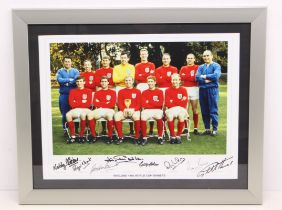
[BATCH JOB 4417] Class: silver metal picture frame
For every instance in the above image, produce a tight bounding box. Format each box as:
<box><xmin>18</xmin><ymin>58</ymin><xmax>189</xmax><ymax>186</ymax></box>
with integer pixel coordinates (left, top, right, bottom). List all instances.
<box><xmin>13</xmin><ymin>8</ymin><xmax>266</xmax><ymax>204</ymax></box>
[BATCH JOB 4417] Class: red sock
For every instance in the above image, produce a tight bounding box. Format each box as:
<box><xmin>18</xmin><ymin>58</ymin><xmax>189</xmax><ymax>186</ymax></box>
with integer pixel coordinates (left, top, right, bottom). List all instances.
<box><xmin>88</xmin><ymin>119</ymin><xmax>97</xmax><ymax>137</ymax></box>
<box><xmin>157</xmin><ymin>119</ymin><xmax>164</xmax><ymax>137</ymax></box>
<box><xmin>115</xmin><ymin>121</ymin><xmax>123</xmax><ymax>138</ymax></box>
<box><xmin>168</xmin><ymin>120</ymin><xmax>175</xmax><ymax>137</ymax></box>
<box><xmin>177</xmin><ymin>121</ymin><xmax>185</xmax><ymax>136</ymax></box>
<box><xmin>193</xmin><ymin>113</ymin><xmax>199</xmax><ymax>129</ymax></box>
<box><xmin>134</xmin><ymin>120</ymin><xmax>140</xmax><ymax>138</ymax></box>
<box><xmin>141</xmin><ymin>120</ymin><xmax>147</xmax><ymax>137</ymax></box>
<box><xmin>79</xmin><ymin>119</ymin><xmax>86</xmax><ymax>137</ymax></box>
<box><xmin>67</xmin><ymin>121</ymin><xmax>75</xmax><ymax>136</ymax></box>
<box><xmin>107</xmin><ymin>120</ymin><xmax>113</xmax><ymax>137</ymax></box>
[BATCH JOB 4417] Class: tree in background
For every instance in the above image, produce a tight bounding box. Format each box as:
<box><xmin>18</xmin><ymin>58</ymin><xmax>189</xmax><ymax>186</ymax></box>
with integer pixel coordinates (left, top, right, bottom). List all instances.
<box><xmin>50</xmin><ymin>41</ymin><xmax>227</xmax><ymax>87</ymax></box>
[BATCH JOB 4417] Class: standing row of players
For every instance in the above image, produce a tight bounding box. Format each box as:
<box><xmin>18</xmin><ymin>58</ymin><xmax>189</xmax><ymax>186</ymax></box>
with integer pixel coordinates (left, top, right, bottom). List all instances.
<box><xmin>56</xmin><ymin>49</ymin><xmax>221</xmax><ymax>144</ymax></box>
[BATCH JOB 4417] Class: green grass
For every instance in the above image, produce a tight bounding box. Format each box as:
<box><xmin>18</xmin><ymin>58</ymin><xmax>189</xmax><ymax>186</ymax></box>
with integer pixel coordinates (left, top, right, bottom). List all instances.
<box><xmin>52</xmin><ymin>84</ymin><xmax>227</xmax><ymax>155</ymax></box>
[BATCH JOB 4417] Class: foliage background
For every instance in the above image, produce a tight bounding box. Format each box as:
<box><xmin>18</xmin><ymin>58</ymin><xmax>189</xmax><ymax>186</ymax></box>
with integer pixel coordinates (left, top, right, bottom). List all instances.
<box><xmin>50</xmin><ymin>42</ymin><xmax>228</xmax><ymax>87</ymax></box>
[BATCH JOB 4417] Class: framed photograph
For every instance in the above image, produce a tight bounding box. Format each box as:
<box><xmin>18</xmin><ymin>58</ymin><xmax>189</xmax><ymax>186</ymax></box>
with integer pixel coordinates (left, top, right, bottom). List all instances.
<box><xmin>13</xmin><ymin>8</ymin><xmax>266</xmax><ymax>204</ymax></box>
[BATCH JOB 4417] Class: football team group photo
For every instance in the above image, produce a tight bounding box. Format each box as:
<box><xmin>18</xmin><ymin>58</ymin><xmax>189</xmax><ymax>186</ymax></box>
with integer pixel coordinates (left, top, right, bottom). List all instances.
<box><xmin>50</xmin><ymin>41</ymin><xmax>227</xmax><ymax>155</ymax></box>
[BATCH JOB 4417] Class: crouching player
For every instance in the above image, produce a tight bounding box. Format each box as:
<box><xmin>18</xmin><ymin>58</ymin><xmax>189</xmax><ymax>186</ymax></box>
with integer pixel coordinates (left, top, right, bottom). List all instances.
<box><xmin>114</xmin><ymin>76</ymin><xmax>141</xmax><ymax>145</ymax></box>
<box><xmin>87</xmin><ymin>76</ymin><xmax>116</xmax><ymax>144</ymax></box>
<box><xmin>141</xmin><ymin>76</ymin><xmax>164</xmax><ymax>145</ymax></box>
<box><xmin>165</xmin><ymin>73</ymin><xmax>189</xmax><ymax>144</ymax></box>
<box><xmin>66</xmin><ymin>76</ymin><xmax>92</xmax><ymax>144</ymax></box>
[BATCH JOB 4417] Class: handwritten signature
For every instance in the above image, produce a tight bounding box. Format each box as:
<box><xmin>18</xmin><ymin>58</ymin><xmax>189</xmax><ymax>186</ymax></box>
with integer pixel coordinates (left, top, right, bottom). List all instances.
<box><xmin>164</xmin><ymin>157</ymin><xmax>186</xmax><ymax>170</ymax></box>
<box><xmin>53</xmin><ymin>157</ymin><xmax>91</xmax><ymax>171</ymax></box>
<box><xmin>90</xmin><ymin>155</ymin><xmax>145</xmax><ymax>173</ymax></box>
<box><xmin>139</xmin><ymin>161</ymin><xmax>159</xmax><ymax>167</ymax></box>
<box><xmin>197</xmin><ymin>156</ymin><xmax>234</xmax><ymax>177</ymax></box>
<box><xmin>90</xmin><ymin>162</ymin><xmax>119</xmax><ymax>173</ymax></box>
<box><xmin>104</xmin><ymin>155</ymin><xmax>143</xmax><ymax>164</ymax></box>
<box><xmin>187</xmin><ymin>158</ymin><xmax>208</xmax><ymax>171</ymax></box>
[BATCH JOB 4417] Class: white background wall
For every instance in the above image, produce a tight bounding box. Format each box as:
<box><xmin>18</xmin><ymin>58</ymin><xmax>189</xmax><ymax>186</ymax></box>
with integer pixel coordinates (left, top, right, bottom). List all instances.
<box><xmin>0</xmin><ymin>0</ymin><xmax>281</xmax><ymax>193</ymax></box>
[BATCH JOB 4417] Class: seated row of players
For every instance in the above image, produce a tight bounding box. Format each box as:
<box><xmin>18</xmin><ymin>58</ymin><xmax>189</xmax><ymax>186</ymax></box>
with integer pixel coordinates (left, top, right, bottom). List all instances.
<box><xmin>57</xmin><ymin>49</ymin><xmax>200</xmax><ymax>139</ymax></box>
<box><xmin>66</xmin><ymin>74</ymin><xmax>188</xmax><ymax>145</ymax></box>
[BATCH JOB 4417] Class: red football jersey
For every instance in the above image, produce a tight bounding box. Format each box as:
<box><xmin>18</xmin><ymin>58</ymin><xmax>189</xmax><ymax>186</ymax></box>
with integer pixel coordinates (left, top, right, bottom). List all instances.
<box><xmin>117</xmin><ymin>88</ymin><xmax>141</xmax><ymax>111</ymax></box>
<box><xmin>165</xmin><ymin>86</ymin><xmax>188</xmax><ymax>108</ymax></box>
<box><xmin>141</xmin><ymin>88</ymin><xmax>164</xmax><ymax>109</ymax></box>
<box><xmin>180</xmin><ymin>65</ymin><xmax>199</xmax><ymax>87</ymax></box>
<box><xmin>135</xmin><ymin>62</ymin><xmax>155</xmax><ymax>83</ymax></box>
<box><xmin>80</xmin><ymin>71</ymin><xmax>96</xmax><ymax>91</ymax></box>
<box><xmin>93</xmin><ymin>89</ymin><xmax>116</xmax><ymax>109</ymax></box>
<box><xmin>94</xmin><ymin>67</ymin><xmax>114</xmax><ymax>87</ymax></box>
<box><xmin>69</xmin><ymin>88</ymin><xmax>92</xmax><ymax>109</ymax></box>
<box><xmin>155</xmin><ymin>65</ymin><xmax>178</xmax><ymax>88</ymax></box>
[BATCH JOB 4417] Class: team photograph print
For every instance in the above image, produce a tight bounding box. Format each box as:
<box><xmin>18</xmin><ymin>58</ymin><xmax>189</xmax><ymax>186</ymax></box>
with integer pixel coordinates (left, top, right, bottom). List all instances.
<box><xmin>39</xmin><ymin>33</ymin><xmax>240</xmax><ymax>180</ymax></box>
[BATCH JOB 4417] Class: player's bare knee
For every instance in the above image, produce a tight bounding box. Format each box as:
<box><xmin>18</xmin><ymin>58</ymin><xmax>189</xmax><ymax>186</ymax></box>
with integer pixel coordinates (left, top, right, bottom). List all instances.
<box><xmin>66</xmin><ymin>112</ymin><xmax>72</xmax><ymax>121</ymax></box>
<box><xmin>154</xmin><ymin>112</ymin><xmax>163</xmax><ymax>120</ymax></box>
<box><xmin>105</xmin><ymin>113</ymin><xmax>114</xmax><ymax>121</ymax></box>
<box><xmin>80</xmin><ymin>113</ymin><xmax>87</xmax><ymax>120</ymax></box>
<box><xmin>178</xmin><ymin>113</ymin><xmax>186</xmax><ymax>122</ymax></box>
<box><xmin>87</xmin><ymin>112</ymin><xmax>94</xmax><ymax>120</ymax></box>
<box><xmin>114</xmin><ymin>112</ymin><xmax>122</xmax><ymax>121</ymax></box>
<box><xmin>166</xmin><ymin>112</ymin><xmax>173</xmax><ymax>121</ymax></box>
<box><xmin>132</xmin><ymin>112</ymin><xmax>140</xmax><ymax>120</ymax></box>
<box><xmin>141</xmin><ymin>113</ymin><xmax>148</xmax><ymax>121</ymax></box>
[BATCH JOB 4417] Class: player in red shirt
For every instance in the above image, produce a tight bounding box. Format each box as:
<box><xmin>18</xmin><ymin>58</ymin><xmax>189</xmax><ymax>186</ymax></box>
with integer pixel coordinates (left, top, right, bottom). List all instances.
<box><xmin>114</xmin><ymin>76</ymin><xmax>141</xmax><ymax>145</ymax></box>
<box><xmin>180</xmin><ymin>53</ymin><xmax>200</xmax><ymax>135</ymax></box>
<box><xmin>87</xmin><ymin>76</ymin><xmax>116</xmax><ymax>144</ymax></box>
<box><xmin>165</xmin><ymin>73</ymin><xmax>189</xmax><ymax>144</ymax></box>
<box><xmin>141</xmin><ymin>76</ymin><xmax>164</xmax><ymax>145</ymax></box>
<box><xmin>155</xmin><ymin>53</ymin><xmax>178</xmax><ymax>93</ymax></box>
<box><xmin>66</xmin><ymin>76</ymin><xmax>92</xmax><ymax>144</ymax></box>
<box><xmin>135</xmin><ymin>48</ymin><xmax>156</xmax><ymax>136</ymax></box>
<box><xmin>94</xmin><ymin>55</ymin><xmax>114</xmax><ymax>90</ymax></box>
<box><xmin>80</xmin><ymin>60</ymin><xmax>96</xmax><ymax>92</ymax></box>
<box><xmin>94</xmin><ymin>56</ymin><xmax>114</xmax><ymax>135</ymax></box>
<box><xmin>135</xmin><ymin>48</ymin><xmax>156</xmax><ymax>91</ymax></box>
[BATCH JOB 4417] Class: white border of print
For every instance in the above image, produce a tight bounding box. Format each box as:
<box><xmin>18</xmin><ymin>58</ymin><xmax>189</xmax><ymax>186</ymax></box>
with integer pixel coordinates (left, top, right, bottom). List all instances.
<box><xmin>39</xmin><ymin>33</ymin><xmax>239</xmax><ymax>180</ymax></box>
<box><xmin>13</xmin><ymin>8</ymin><xmax>266</xmax><ymax>204</ymax></box>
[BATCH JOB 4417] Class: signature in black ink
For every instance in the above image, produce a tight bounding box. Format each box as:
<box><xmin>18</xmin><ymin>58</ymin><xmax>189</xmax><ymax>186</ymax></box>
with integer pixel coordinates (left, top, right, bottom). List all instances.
<box><xmin>164</xmin><ymin>157</ymin><xmax>185</xmax><ymax>170</ymax></box>
<box><xmin>72</xmin><ymin>157</ymin><xmax>92</xmax><ymax>171</ymax></box>
<box><xmin>53</xmin><ymin>157</ymin><xmax>78</xmax><ymax>170</ymax></box>
<box><xmin>104</xmin><ymin>155</ymin><xmax>143</xmax><ymax>164</ymax></box>
<box><xmin>53</xmin><ymin>157</ymin><xmax>91</xmax><ymax>171</ymax></box>
<box><xmin>90</xmin><ymin>156</ymin><xmax>145</xmax><ymax>173</ymax></box>
<box><xmin>197</xmin><ymin>156</ymin><xmax>234</xmax><ymax>177</ymax></box>
<box><xmin>139</xmin><ymin>161</ymin><xmax>159</xmax><ymax>167</ymax></box>
<box><xmin>53</xmin><ymin>161</ymin><xmax>67</xmax><ymax>171</ymax></box>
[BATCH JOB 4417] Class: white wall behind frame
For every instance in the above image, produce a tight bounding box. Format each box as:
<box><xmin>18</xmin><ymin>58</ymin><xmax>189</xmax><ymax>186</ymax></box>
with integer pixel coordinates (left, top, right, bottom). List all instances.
<box><xmin>0</xmin><ymin>0</ymin><xmax>281</xmax><ymax>192</ymax></box>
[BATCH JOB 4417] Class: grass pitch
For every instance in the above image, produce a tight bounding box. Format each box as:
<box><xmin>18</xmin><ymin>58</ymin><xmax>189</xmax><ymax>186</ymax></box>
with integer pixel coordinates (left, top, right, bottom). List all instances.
<box><xmin>52</xmin><ymin>84</ymin><xmax>227</xmax><ymax>155</ymax></box>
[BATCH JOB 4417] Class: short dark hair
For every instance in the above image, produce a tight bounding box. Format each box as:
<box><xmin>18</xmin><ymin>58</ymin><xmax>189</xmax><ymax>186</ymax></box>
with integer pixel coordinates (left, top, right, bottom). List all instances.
<box><xmin>100</xmin><ymin>76</ymin><xmax>109</xmax><ymax>82</ymax></box>
<box><xmin>140</xmin><ymin>48</ymin><xmax>148</xmax><ymax>53</ymax></box>
<box><xmin>76</xmin><ymin>76</ymin><xmax>85</xmax><ymax>81</ymax></box>
<box><xmin>120</xmin><ymin>51</ymin><xmax>130</xmax><ymax>58</ymax></box>
<box><xmin>162</xmin><ymin>53</ymin><xmax>171</xmax><ymax>58</ymax></box>
<box><xmin>83</xmin><ymin>59</ymin><xmax>92</xmax><ymax>64</ymax></box>
<box><xmin>63</xmin><ymin>56</ymin><xmax>72</xmax><ymax>61</ymax></box>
